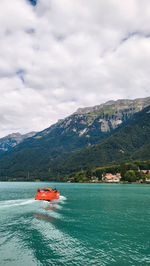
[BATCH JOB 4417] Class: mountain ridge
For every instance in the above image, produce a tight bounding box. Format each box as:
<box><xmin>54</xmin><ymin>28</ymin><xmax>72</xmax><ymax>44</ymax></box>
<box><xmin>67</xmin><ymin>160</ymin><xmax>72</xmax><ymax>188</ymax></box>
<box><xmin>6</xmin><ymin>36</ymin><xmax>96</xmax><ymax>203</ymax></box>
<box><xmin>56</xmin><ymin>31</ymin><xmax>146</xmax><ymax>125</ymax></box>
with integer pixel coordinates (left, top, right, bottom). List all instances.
<box><xmin>75</xmin><ymin>97</ymin><xmax>150</xmax><ymax>115</ymax></box>
<box><xmin>0</xmin><ymin>132</ymin><xmax>36</xmax><ymax>152</ymax></box>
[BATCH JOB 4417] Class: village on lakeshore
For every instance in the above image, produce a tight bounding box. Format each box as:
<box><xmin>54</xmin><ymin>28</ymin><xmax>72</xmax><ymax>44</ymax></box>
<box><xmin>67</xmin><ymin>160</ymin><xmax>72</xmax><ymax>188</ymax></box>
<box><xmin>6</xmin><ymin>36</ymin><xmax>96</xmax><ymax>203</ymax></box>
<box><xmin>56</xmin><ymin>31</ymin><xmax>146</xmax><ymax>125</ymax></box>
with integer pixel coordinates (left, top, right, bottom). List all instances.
<box><xmin>66</xmin><ymin>169</ymin><xmax>150</xmax><ymax>184</ymax></box>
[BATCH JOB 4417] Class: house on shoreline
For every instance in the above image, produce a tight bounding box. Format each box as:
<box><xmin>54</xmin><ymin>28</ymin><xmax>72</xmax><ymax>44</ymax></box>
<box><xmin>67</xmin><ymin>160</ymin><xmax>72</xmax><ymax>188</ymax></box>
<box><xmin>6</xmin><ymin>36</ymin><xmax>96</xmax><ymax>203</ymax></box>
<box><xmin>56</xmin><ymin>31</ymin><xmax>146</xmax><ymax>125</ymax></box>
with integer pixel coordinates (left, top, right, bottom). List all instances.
<box><xmin>140</xmin><ymin>170</ymin><xmax>150</xmax><ymax>182</ymax></box>
<box><xmin>140</xmin><ymin>170</ymin><xmax>150</xmax><ymax>176</ymax></box>
<box><xmin>102</xmin><ymin>173</ymin><xmax>121</xmax><ymax>183</ymax></box>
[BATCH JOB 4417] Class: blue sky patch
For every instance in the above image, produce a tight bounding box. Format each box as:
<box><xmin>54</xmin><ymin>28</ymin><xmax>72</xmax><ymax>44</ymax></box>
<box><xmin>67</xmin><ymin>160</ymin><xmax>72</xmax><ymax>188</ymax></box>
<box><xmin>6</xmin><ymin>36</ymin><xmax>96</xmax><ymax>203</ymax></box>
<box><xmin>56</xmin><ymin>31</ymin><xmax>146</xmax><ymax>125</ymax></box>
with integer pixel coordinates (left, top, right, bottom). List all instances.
<box><xmin>28</xmin><ymin>0</ymin><xmax>37</xmax><ymax>6</ymax></box>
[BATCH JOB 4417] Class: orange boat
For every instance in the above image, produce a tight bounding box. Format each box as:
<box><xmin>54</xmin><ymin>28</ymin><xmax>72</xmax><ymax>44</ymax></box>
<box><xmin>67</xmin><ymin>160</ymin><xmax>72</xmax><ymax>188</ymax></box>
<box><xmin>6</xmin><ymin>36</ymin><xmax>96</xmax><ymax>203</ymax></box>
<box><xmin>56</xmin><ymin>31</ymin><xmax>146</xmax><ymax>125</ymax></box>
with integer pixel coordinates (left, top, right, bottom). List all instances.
<box><xmin>35</xmin><ymin>188</ymin><xmax>60</xmax><ymax>201</ymax></box>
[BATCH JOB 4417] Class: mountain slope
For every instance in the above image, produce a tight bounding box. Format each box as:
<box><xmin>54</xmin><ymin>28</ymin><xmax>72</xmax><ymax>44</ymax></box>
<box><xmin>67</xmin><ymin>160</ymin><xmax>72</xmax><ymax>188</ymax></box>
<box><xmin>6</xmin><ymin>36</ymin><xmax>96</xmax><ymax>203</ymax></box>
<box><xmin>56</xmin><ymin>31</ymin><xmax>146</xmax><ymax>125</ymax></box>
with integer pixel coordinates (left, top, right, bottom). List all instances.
<box><xmin>59</xmin><ymin>105</ymin><xmax>150</xmax><ymax>175</ymax></box>
<box><xmin>0</xmin><ymin>97</ymin><xmax>149</xmax><ymax>180</ymax></box>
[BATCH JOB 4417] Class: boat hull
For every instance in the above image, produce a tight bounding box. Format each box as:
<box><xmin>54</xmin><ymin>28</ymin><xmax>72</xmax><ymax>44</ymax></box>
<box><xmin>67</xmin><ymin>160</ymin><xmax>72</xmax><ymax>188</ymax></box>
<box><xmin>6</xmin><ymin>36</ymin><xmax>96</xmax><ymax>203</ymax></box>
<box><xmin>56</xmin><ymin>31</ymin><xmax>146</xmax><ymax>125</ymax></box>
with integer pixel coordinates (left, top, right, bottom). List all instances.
<box><xmin>35</xmin><ymin>188</ymin><xmax>60</xmax><ymax>201</ymax></box>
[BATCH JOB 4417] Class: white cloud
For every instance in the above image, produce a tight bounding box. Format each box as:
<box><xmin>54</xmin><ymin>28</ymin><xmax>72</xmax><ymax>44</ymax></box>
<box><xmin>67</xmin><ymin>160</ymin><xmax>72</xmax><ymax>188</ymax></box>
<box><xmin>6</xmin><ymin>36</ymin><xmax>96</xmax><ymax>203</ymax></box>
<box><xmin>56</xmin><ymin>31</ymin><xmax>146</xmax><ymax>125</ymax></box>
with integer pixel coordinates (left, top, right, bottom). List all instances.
<box><xmin>0</xmin><ymin>0</ymin><xmax>150</xmax><ymax>137</ymax></box>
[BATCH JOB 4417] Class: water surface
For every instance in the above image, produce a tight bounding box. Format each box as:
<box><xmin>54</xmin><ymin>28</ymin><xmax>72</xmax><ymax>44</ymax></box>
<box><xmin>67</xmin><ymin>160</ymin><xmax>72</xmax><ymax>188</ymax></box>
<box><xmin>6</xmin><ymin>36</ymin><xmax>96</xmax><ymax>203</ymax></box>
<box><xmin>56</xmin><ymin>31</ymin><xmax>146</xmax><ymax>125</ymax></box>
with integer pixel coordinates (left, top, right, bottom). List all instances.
<box><xmin>0</xmin><ymin>182</ymin><xmax>150</xmax><ymax>265</ymax></box>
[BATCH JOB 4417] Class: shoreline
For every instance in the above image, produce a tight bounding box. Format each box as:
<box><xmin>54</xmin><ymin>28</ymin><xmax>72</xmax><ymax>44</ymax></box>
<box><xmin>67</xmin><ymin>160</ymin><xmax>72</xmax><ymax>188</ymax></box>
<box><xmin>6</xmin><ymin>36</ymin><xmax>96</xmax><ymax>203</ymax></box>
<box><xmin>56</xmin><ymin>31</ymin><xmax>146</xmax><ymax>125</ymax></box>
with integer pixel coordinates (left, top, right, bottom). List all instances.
<box><xmin>0</xmin><ymin>180</ymin><xmax>150</xmax><ymax>184</ymax></box>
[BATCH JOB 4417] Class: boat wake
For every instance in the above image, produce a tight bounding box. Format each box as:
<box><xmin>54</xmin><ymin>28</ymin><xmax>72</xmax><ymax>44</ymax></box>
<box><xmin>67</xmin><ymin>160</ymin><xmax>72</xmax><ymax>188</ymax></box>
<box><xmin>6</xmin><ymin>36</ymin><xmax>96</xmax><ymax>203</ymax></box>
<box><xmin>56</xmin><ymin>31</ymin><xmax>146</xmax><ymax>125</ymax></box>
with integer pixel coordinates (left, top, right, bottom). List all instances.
<box><xmin>0</xmin><ymin>195</ymin><xmax>66</xmax><ymax>209</ymax></box>
<box><xmin>0</xmin><ymin>199</ymin><xmax>35</xmax><ymax>209</ymax></box>
<box><xmin>0</xmin><ymin>193</ymin><xmax>66</xmax><ymax>211</ymax></box>
<box><xmin>57</xmin><ymin>195</ymin><xmax>67</xmax><ymax>202</ymax></box>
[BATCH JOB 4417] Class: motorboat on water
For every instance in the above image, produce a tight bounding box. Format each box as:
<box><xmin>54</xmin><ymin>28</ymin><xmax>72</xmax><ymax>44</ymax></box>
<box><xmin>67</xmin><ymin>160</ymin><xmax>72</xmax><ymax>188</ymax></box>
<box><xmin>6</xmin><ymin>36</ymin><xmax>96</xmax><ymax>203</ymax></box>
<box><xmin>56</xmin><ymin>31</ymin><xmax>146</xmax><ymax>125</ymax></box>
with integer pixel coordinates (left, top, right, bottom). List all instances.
<box><xmin>35</xmin><ymin>188</ymin><xmax>60</xmax><ymax>201</ymax></box>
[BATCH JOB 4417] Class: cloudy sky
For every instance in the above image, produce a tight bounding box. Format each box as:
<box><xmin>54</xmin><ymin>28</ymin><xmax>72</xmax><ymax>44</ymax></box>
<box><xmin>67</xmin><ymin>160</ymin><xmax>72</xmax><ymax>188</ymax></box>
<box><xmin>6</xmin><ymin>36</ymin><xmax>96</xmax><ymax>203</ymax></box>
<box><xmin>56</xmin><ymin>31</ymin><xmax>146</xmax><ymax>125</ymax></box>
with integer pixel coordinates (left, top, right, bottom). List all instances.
<box><xmin>0</xmin><ymin>0</ymin><xmax>150</xmax><ymax>137</ymax></box>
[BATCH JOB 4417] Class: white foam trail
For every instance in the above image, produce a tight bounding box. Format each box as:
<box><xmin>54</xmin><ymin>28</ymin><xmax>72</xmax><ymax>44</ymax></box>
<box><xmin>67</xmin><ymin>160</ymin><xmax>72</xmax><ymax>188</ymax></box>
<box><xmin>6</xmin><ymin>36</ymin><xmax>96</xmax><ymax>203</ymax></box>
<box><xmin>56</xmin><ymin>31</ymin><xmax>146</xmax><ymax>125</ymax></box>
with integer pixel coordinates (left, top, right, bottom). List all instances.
<box><xmin>45</xmin><ymin>195</ymin><xmax>67</xmax><ymax>207</ymax></box>
<box><xmin>0</xmin><ymin>195</ymin><xmax>66</xmax><ymax>209</ymax></box>
<box><xmin>56</xmin><ymin>195</ymin><xmax>67</xmax><ymax>204</ymax></box>
<box><xmin>59</xmin><ymin>195</ymin><xmax>67</xmax><ymax>200</ymax></box>
<box><xmin>0</xmin><ymin>198</ymin><xmax>35</xmax><ymax>209</ymax></box>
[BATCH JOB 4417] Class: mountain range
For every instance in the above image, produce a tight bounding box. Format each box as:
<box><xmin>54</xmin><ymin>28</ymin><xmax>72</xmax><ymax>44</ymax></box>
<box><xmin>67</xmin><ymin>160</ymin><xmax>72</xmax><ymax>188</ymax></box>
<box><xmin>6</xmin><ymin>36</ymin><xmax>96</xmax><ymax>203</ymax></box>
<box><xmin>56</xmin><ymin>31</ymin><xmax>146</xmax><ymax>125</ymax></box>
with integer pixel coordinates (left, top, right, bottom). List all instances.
<box><xmin>0</xmin><ymin>132</ymin><xmax>36</xmax><ymax>152</ymax></box>
<box><xmin>0</xmin><ymin>97</ymin><xmax>149</xmax><ymax>181</ymax></box>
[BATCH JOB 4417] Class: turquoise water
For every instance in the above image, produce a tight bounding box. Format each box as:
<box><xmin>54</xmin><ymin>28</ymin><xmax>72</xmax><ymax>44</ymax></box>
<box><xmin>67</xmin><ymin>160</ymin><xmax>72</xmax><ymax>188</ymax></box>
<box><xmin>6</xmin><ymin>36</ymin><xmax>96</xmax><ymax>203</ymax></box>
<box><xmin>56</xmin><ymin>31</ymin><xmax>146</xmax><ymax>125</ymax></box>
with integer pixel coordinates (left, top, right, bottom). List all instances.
<box><xmin>0</xmin><ymin>182</ymin><xmax>150</xmax><ymax>265</ymax></box>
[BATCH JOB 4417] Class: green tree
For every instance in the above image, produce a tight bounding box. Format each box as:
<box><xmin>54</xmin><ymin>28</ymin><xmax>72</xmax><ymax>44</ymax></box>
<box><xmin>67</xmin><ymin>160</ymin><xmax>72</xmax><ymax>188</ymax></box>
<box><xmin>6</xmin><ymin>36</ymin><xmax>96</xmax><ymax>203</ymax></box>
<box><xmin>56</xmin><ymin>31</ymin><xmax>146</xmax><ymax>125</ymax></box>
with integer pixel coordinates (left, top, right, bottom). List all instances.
<box><xmin>94</xmin><ymin>168</ymin><xmax>103</xmax><ymax>180</ymax></box>
<box><xmin>127</xmin><ymin>163</ymin><xmax>138</xmax><ymax>171</ymax></box>
<box><xmin>120</xmin><ymin>163</ymin><xmax>127</xmax><ymax>180</ymax></box>
<box><xmin>85</xmin><ymin>165</ymin><xmax>92</xmax><ymax>179</ymax></box>
<box><xmin>145</xmin><ymin>173</ymin><xmax>150</xmax><ymax>180</ymax></box>
<box><xmin>124</xmin><ymin>170</ymin><xmax>137</xmax><ymax>182</ymax></box>
<box><xmin>74</xmin><ymin>171</ymin><xmax>86</xmax><ymax>182</ymax></box>
<box><xmin>135</xmin><ymin>170</ymin><xmax>142</xmax><ymax>180</ymax></box>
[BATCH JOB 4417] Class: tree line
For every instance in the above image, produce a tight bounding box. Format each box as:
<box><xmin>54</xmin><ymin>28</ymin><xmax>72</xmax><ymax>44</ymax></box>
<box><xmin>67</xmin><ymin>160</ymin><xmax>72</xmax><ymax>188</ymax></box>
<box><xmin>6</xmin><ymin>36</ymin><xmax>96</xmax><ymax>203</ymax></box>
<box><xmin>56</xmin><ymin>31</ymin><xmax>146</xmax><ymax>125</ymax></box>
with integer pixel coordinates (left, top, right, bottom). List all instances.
<box><xmin>64</xmin><ymin>160</ymin><xmax>150</xmax><ymax>183</ymax></box>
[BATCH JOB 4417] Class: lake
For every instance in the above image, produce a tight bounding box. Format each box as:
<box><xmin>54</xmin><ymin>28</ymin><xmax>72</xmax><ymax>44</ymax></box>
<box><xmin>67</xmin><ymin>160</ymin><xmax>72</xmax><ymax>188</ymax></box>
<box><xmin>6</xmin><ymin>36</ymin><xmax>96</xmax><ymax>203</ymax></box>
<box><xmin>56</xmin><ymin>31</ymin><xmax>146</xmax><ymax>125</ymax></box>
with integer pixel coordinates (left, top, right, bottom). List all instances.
<box><xmin>0</xmin><ymin>182</ymin><xmax>150</xmax><ymax>265</ymax></box>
